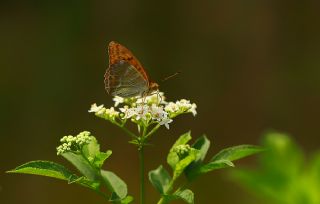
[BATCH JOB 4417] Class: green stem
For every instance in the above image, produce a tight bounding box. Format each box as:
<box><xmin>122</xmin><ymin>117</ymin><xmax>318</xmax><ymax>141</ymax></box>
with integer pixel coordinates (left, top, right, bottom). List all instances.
<box><xmin>93</xmin><ymin>188</ymin><xmax>110</xmax><ymax>201</ymax></box>
<box><xmin>145</xmin><ymin>124</ymin><xmax>161</xmax><ymax>139</ymax></box>
<box><xmin>114</xmin><ymin>122</ymin><xmax>138</xmax><ymax>138</ymax></box>
<box><xmin>139</xmin><ymin>146</ymin><xmax>145</xmax><ymax>204</ymax></box>
<box><xmin>138</xmin><ymin>125</ymin><xmax>148</xmax><ymax>204</ymax></box>
<box><xmin>157</xmin><ymin>197</ymin><xmax>166</xmax><ymax>204</ymax></box>
<box><xmin>157</xmin><ymin>177</ymin><xmax>177</xmax><ymax>204</ymax></box>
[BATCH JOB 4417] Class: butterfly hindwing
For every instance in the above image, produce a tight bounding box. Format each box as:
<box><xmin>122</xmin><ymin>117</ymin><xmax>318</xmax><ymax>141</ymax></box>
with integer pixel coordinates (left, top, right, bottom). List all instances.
<box><xmin>105</xmin><ymin>60</ymin><xmax>149</xmax><ymax>98</ymax></box>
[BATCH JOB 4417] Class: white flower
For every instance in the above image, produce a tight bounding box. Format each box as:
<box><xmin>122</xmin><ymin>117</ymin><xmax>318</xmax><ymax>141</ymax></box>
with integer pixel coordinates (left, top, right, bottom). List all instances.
<box><xmin>165</xmin><ymin>102</ymin><xmax>179</xmax><ymax>113</ymax></box>
<box><xmin>150</xmin><ymin>104</ymin><xmax>167</xmax><ymax>121</ymax></box>
<box><xmin>159</xmin><ymin>118</ymin><xmax>173</xmax><ymax>129</ymax></box>
<box><xmin>119</xmin><ymin>105</ymin><xmax>136</xmax><ymax>119</ymax></box>
<box><xmin>105</xmin><ymin>107</ymin><xmax>119</xmax><ymax>118</ymax></box>
<box><xmin>90</xmin><ymin>92</ymin><xmax>196</xmax><ymax>130</ymax></box>
<box><xmin>88</xmin><ymin>103</ymin><xmax>104</xmax><ymax>113</ymax></box>
<box><xmin>190</xmin><ymin>103</ymin><xmax>197</xmax><ymax>116</ymax></box>
<box><xmin>134</xmin><ymin>105</ymin><xmax>149</xmax><ymax>120</ymax></box>
<box><xmin>176</xmin><ymin>99</ymin><xmax>192</xmax><ymax>109</ymax></box>
<box><xmin>164</xmin><ymin>99</ymin><xmax>197</xmax><ymax>117</ymax></box>
<box><xmin>96</xmin><ymin>108</ymin><xmax>106</xmax><ymax>116</ymax></box>
<box><xmin>113</xmin><ymin>96</ymin><xmax>124</xmax><ymax>107</ymax></box>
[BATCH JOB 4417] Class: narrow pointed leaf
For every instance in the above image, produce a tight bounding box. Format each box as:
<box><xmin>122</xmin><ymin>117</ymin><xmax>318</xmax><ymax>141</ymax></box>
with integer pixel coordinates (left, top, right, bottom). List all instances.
<box><xmin>211</xmin><ymin>145</ymin><xmax>263</xmax><ymax>162</ymax></box>
<box><xmin>186</xmin><ymin>159</ymin><xmax>234</xmax><ymax>180</ymax></box>
<box><xmin>199</xmin><ymin>159</ymin><xmax>234</xmax><ymax>172</ymax></box>
<box><xmin>6</xmin><ymin>160</ymin><xmax>99</xmax><ymax>189</ymax></box>
<box><xmin>7</xmin><ymin>160</ymin><xmax>77</xmax><ymax>180</ymax></box>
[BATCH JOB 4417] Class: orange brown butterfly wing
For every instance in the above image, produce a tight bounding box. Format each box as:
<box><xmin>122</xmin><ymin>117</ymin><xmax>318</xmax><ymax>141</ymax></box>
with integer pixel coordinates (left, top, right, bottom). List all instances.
<box><xmin>108</xmin><ymin>41</ymin><xmax>149</xmax><ymax>81</ymax></box>
<box><xmin>105</xmin><ymin>41</ymin><xmax>150</xmax><ymax>98</ymax></box>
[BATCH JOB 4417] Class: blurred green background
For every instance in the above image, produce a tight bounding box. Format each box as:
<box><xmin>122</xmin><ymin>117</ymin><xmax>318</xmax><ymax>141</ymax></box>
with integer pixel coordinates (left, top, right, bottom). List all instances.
<box><xmin>1</xmin><ymin>1</ymin><xmax>320</xmax><ymax>203</ymax></box>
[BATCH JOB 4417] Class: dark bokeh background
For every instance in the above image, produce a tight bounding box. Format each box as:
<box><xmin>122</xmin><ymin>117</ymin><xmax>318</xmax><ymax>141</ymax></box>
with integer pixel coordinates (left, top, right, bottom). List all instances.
<box><xmin>1</xmin><ymin>1</ymin><xmax>320</xmax><ymax>203</ymax></box>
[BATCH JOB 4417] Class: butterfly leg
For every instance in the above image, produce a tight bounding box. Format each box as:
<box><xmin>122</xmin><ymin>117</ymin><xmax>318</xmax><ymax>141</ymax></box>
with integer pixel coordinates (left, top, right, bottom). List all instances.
<box><xmin>156</xmin><ymin>90</ymin><xmax>163</xmax><ymax>105</ymax></box>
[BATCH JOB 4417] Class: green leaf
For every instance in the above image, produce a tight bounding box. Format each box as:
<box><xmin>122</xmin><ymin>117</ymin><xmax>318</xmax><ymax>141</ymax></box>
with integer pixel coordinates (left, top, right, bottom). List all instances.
<box><xmin>82</xmin><ymin>137</ymin><xmax>100</xmax><ymax>160</ymax></box>
<box><xmin>101</xmin><ymin>170</ymin><xmax>127</xmax><ymax>199</ymax></box>
<box><xmin>167</xmin><ymin>131</ymin><xmax>192</xmax><ymax>169</ymax></box>
<box><xmin>261</xmin><ymin>132</ymin><xmax>303</xmax><ymax>175</ymax></box>
<box><xmin>203</xmin><ymin>159</ymin><xmax>235</xmax><ymax>171</ymax></box>
<box><xmin>186</xmin><ymin>144</ymin><xmax>262</xmax><ymax>180</ymax></box>
<box><xmin>109</xmin><ymin>193</ymin><xmax>134</xmax><ymax>203</ymax></box>
<box><xmin>173</xmin><ymin>149</ymin><xmax>198</xmax><ymax>180</ymax></box>
<box><xmin>172</xmin><ymin>131</ymin><xmax>192</xmax><ymax>147</ymax></box>
<box><xmin>129</xmin><ymin>139</ymin><xmax>139</xmax><ymax>145</ymax></box>
<box><xmin>7</xmin><ymin>160</ymin><xmax>77</xmax><ymax>181</ymax></box>
<box><xmin>120</xmin><ymin>195</ymin><xmax>134</xmax><ymax>204</ymax></box>
<box><xmin>81</xmin><ymin>138</ymin><xmax>112</xmax><ymax>169</ymax></box>
<box><xmin>211</xmin><ymin>145</ymin><xmax>263</xmax><ymax>162</ymax></box>
<box><xmin>164</xmin><ymin>189</ymin><xmax>194</xmax><ymax>204</ymax></box>
<box><xmin>230</xmin><ymin>168</ymin><xmax>282</xmax><ymax>200</ymax></box>
<box><xmin>229</xmin><ymin>132</ymin><xmax>309</xmax><ymax>204</ymax></box>
<box><xmin>148</xmin><ymin>165</ymin><xmax>171</xmax><ymax>194</ymax></box>
<box><xmin>187</xmin><ymin>159</ymin><xmax>234</xmax><ymax>179</ymax></box>
<box><xmin>6</xmin><ymin>160</ymin><xmax>99</xmax><ymax>189</ymax></box>
<box><xmin>191</xmin><ymin>135</ymin><xmax>210</xmax><ymax>164</ymax></box>
<box><xmin>174</xmin><ymin>189</ymin><xmax>194</xmax><ymax>204</ymax></box>
<box><xmin>310</xmin><ymin>152</ymin><xmax>320</xmax><ymax>182</ymax></box>
<box><xmin>67</xmin><ymin>176</ymin><xmax>99</xmax><ymax>188</ymax></box>
<box><xmin>93</xmin><ymin>150</ymin><xmax>112</xmax><ymax>169</ymax></box>
<box><xmin>185</xmin><ymin>135</ymin><xmax>211</xmax><ymax>179</ymax></box>
<box><xmin>62</xmin><ymin>152</ymin><xmax>99</xmax><ymax>181</ymax></box>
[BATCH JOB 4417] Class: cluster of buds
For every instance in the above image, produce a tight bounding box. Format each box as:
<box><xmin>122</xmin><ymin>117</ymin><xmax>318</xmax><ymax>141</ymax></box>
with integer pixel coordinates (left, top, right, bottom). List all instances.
<box><xmin>173</xmin><ymin>144</ymin><xmax>192</xmax><ymax>159</ymax></box>
<box><xmin>89</xmin><ymin>92</ymin><xmax>197</xmax><ymax>130</ymax></box>
<box><xmin>56</xmin><ymin>131</ymin><xmax>92</xmax><ymax>155</ymax></box>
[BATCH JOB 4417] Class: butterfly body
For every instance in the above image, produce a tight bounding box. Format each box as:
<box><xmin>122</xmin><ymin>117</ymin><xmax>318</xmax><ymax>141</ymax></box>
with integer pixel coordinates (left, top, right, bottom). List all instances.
<box><xmin>105</xmin><ymin>41</ymin><xmax>159</xmax><ymax>98</ymax></box>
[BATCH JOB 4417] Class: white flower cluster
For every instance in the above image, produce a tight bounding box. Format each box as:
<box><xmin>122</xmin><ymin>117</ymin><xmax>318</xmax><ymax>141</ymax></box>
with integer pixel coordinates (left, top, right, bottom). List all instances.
<box><xmin>165</xmin><ymin>99</ymin><xmax>197</xmax><ymax>117</ymax></box>
<box><xmin>89</xmin><ymin>104</ymin><xmax>119</xmax><ymax>121</ymax></box>
<box><xmin>89</xmin><ymin>92</ymin><xmax>197</xmax><ymax>130</ymax></box>
<box><xmin>56</xmin><ymin>131</ymin><xmax>92</xmax><ymax>155</ymax></box>
<box><xmin>120</xmin><ymin>104</ymin><xmax>173</xmax><ymax>129</ymax></box>
<box><xmin>173</xmin><ymin>144</ymin><xmax>191</xmax><ymax>158</ymax></box>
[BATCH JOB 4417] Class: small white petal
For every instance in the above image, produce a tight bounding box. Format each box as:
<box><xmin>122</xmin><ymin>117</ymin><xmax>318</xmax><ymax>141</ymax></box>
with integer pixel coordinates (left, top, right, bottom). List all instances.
<box><xmin>190</xmin><ymin>103</ymin><xmax>197</xmax><ymax>116</ymax></box>
<box><xmin>113</xmin><ymin>96</ymin><xmax>124</xmax><ymax>107</ymax></box>
<box><xmin>89</xmin><ymin>103</ymin><xmax>104</xmax><ymax>113</ymax></box>
<box><xmin>159</xmin><ymin>118</ymin><xmax>173</xmax><ymax>129</ymax></box>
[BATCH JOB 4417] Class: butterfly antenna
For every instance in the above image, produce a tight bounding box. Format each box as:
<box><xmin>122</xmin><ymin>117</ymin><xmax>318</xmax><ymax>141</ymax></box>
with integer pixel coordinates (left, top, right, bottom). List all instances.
<box><xmin>162</xmin><ymin>71</ymin><xmax>180</xmax><ymax>82</ymax></box>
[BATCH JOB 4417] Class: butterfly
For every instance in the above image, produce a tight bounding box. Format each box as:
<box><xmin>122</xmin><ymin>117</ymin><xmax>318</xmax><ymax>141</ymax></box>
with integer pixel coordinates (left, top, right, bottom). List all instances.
<box><xmin>104</xmin><ymin>41</ymin><xmax>159</xmax><ymax>98</ymax></box>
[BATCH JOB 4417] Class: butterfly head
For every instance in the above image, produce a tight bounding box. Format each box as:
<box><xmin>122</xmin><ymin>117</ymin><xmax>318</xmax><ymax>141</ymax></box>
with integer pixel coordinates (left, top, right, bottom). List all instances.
<box><xmin>149</xmin><ymin>81</ymin><xmax>159</xmax><ymax>93</ymax></box>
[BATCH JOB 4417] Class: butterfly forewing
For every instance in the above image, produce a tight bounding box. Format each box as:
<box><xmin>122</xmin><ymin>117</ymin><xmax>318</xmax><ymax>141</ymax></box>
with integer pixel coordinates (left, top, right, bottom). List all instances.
<box><xmin>105</xmin><ymin>41</ymin><xmax>158</xmax><ymax>98</ymax></box>
<box><xmin>108</xmin><ymin>41</ymin><xmax>149</xmax><ymax>80</ymax></box>
<box><xmin>105</xmin><ymin>60</ymin><xmax>149</xmax><ymax>97</ymax></box>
